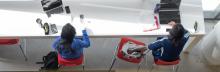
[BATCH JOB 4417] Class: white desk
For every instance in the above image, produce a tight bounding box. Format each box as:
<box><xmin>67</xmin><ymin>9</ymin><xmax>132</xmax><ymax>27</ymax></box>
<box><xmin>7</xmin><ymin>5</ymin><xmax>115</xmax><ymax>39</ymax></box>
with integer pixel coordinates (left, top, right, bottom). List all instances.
<box><xmin>0</xmin><ymin>9</ymin><xmax>203</xmax><ymax>37</ymax></box>
<box><xmin>0</xmin><ymin>0</ymin><xmax>205</xmax><ymax>53</ymax></box>
<box><xmin>0</xmin><ymin>9</ymin><xmax>165</xmax><ymax>37</ymax></box>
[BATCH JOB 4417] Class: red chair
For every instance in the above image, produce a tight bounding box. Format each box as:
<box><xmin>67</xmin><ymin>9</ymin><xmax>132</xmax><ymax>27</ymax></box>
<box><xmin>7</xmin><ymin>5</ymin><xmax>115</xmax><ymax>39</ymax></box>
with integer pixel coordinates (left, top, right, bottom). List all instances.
<box><xmin>109</xmin><ymin>37</ymin><xmax>146</xmax><ymax>72</ymax></box>
<box><xmin>0</xmin><ymin>38</ymin><xmax>27</xmax><ymax>61</ymax></box>
<box><xmin>155</xmin><ymin>59</ymin><xmax>180</xmax><ymax>65</ymax></box>
<box><xmin>58</xmin><ymin>53</ymin><xmax>85</xmax><ymax>71</ymax></box>
<box><xmin>150</xmin><ymin>59</ymin><xmax>180</xmax><ymax>72</ymax></box>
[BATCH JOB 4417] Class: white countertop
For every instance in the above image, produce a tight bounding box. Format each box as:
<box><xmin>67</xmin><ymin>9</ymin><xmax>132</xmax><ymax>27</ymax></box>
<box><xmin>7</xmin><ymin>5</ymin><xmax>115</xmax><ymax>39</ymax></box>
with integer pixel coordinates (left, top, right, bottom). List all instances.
<box><xmin>0</xmin><ymin>0</ymin><xmax>205</xmax><ymax>37</ymax></box>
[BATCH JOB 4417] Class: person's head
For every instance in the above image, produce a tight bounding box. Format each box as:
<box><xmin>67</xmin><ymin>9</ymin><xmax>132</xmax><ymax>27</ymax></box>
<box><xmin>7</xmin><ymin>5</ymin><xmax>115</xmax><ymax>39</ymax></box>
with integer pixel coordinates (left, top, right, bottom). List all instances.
<box><xmin>168</xmin><ymin>20</ymin><xmax>177</xmax><ymax>27</ymax></box>
<box><xmin>169</xmin><ymin>24</ymin><xmax>185</xmax><ymax>47</ymax></box>
<box><xmin>61</xmin><ymin>23</ymin><xmax>76</xmax><ymax>44</ymax></box>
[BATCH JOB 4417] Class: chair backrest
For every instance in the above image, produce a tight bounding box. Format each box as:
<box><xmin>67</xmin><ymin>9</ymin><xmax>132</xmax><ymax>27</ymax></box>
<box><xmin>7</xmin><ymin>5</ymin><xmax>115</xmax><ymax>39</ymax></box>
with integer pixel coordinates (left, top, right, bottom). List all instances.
<box><xmin>0</xmin><ymin>39</ymin><xmax>19</xmax><ymax>45</ymax></box>
<box><xmin>117</xmin><ymin>37</ymin><xmax>146</xmax><ymax>64</ymax></box>
<box><xmin>155</xmin><ymin>59</ymin><xmax>180</xmax><ymax>65</ymax></box>
<box><xmin>58</xmin><ymin>53</ymin><xmax>83</xmax><ymax>66</ymax></box>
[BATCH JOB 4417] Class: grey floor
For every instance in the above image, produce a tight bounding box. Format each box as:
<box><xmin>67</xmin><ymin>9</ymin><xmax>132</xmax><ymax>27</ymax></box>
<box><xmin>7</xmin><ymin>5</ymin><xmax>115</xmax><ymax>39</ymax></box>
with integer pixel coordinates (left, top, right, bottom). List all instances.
<box><xmin>1</xmin><ymin>38</ymin><xmax>220</xmax><ymax>72</ymax></box>
<box><xmin>113</xmin><ymin>49</ymin><xmax>220</xmax><ymax>72</ymax></box>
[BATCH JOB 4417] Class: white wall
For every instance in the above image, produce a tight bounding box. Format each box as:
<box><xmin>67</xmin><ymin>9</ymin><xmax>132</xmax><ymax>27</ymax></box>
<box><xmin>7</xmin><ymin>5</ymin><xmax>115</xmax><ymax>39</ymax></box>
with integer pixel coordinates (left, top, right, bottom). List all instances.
<box><xmin>204</xmin><ymin>20</ymin><xmax>218</xmax><ymax>33</ymax></box>
<box><xmin>198</xmin><ymin>20</ymin><xmax>220</xmax><ymax>65</ymax></box>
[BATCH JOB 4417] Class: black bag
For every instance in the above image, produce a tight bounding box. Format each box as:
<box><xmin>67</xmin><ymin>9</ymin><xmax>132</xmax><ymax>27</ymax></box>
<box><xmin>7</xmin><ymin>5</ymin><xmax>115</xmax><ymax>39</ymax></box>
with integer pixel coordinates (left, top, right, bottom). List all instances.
<box><xmin>41</xmin><ymin>0</ymin><xmax>64</xmax><ymax>17</ymax></box>
<box><xmin>41</xmin><ymin>51</ymin><xmax>58</xmax><ymax>70</ymax></box>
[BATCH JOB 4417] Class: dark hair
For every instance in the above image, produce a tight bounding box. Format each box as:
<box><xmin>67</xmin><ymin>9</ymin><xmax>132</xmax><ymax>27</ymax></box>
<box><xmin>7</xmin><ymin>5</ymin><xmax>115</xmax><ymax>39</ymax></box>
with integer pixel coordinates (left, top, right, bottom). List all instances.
<box><xmin>61</xmin><ymin>23</ymin><xmax>76</xmax><ymax>44</ymax></box>
<box><xmin>168</xmin><ymin>24</ymin><xmax>185</xmax><ymax>47</ymax></box>
<box><xmin>168</xmin><ymin>19</ymin><xmax>177</xmax><ymax>23</ymax></box>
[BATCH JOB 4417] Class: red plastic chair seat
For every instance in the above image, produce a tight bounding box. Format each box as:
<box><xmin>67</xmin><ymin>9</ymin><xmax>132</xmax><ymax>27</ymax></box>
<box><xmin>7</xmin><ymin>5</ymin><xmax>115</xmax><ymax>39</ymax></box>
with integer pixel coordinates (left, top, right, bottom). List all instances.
<box><xmin>117</xmin><ymin>37</ymin><xmax>146</xmax><ymax>64</ymax></box>
<box><xmin>58</xmin><ymin>53</ymin><xmax>83</xmax><ymax>66</ymax></box>
<box><xmin>0</xmin><ymin>39</ymin><xmax>19</xmax><ymax>45</ymax></box>
<box><xmin>155</xmin><ymin>59</ymin><xmax>180</xmax><ymax>65</ymax></box>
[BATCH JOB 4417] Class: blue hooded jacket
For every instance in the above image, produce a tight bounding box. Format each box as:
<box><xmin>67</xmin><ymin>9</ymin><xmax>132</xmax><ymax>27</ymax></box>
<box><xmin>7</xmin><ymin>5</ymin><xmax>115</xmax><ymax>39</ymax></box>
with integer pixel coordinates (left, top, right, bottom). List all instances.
<box><xmin>52</xmin><ymin>30</ymin><xmax>90</xmax><ymax>59</ymax></box>
<box><xmin>148</xmin><ymin>30</ymin><xmax>189</xmax><ymax>61</ymax></box>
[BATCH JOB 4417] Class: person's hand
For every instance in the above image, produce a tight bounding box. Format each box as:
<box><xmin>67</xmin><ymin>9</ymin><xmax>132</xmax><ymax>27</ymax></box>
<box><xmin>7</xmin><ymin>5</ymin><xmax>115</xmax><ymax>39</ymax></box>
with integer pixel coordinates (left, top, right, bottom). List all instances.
<box><xmin>135</xmin><ymin>45</ymin><xmax>147</xmax><ymax>51</ymax></box>
<box><xmin>127</xmin><ymin>45</ymin><xmax>147</xmax><ymax>54</ymax></box>
<box><xmin>127</xmin><ymin>49</ymin><xmax>134</xmax><ymax>54</ymax></box>
<box><xmin>82</xmin><ymin>28</ymin><xmax>87</xmax><ymax>32</ymax></box>
<box><xmin>83</xmin><ymin>27</ymin><xmax>90</xmax><ymax>35</ymax></box>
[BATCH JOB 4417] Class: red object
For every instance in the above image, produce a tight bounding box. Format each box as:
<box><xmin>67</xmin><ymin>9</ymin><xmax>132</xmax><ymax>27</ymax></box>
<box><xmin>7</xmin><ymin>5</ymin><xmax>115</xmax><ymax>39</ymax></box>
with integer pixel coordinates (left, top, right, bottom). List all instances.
<box><xmin>143</xmin><ymin>27</ymin><xmax>160</xmax><ymax>32</ymax></box>
<box><xmin>58</xmin><ymin>53</ymin><xmax>83</xmax><ymax>66</ymax></box>
<box><xmin>116</xmin><ymin>37</ymin><xmax>146</xmax><ymax>64</ymax></box>
<box><xmin>154</xmin><ymin>16</ymin><xmax>160</xmax><ymax>28</ymax></box>
<box><xmin>0</xmin><ymin>39</ymin><xmax>19</xmax><ymax>45</ymax></box>
<box><xmin>155</xmin><ymin>59</ymin><xmax>180</xmax><ymax>65</ymax></box>
<box><xmin>143</xmin><ymin>15</ymin><xmax>160</xmax><ymax>32</ymax></box>
<box><xmin>0</xmin><ymin>38</ymin><xmax>28</xmax><ymax>61</ymax></box>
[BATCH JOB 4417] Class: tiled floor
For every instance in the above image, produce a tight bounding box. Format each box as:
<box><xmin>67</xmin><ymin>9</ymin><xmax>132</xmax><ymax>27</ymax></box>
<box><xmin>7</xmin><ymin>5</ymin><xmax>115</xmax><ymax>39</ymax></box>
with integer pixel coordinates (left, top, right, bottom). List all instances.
<box><xmin>1</xmin><ymin>51</ymin><xmax>220</xmax><ymax>72</ymax></box>
<box><xmin>0</xmin><ymin>58</ymin><xmax>39</xmax><ymax>71</ymax></box>
<box><xmin>114</xmin><ymin>51</ymin><xmax>220</xmax><ymax>72</ymax></box>
<box><xmin>56</xmin><ymin>51</ymin><xmax>220</xmax><ymax>72</ymax></box>
<box><xmin>1</xmin><ymin>45</ymin><xmax>220</xmax><ymax>72</ymax></box>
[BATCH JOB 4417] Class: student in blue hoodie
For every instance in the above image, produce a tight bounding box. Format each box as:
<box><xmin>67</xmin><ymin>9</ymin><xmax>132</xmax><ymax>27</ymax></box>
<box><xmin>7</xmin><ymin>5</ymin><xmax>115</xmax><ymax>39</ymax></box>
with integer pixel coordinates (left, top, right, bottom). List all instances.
<box><xmin>52</xmin><ymin>23</ymin><xmax>90</xmax><ymax>59</ymax></box>
<box><xmin>149</xmin><ymin>24</ymin><xmax>188</xmax><ymax>61</ymax></box>
<box><xmin>129</xmin><ymin>24</ymin><xmax>188</xmax><ymax>62</ymax></box>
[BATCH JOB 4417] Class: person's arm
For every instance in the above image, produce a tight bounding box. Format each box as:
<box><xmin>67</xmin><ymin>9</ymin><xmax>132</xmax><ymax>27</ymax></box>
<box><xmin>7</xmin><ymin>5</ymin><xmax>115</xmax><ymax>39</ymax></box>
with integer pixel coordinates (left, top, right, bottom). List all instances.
<box><xmin>127</xmin><ymin>46</ymin><xmax>147</xmax><ymax>54</ymax></box>
<box><xmin>184</xmin><ymin>30</ymin><xmax>190</xmax><ymax>40</ymax></box>
<box><xmin>148</xmin><ymin>38</ymin><xmax>164</xmax><ymax>50</ymax></box>
<box><xmin>52</xmin><ymin>36</ymin><xmax>61</xmax><ymax>49</ymax></box>
<box><xmin>78</xmin><ymin>29</ymin><xmax>90</xmax><ymax>48</ymax></box>
<box><xmin>156</xmin><ymin>37</ymin><xmax>164</xmax><ymax>40</ymax></box>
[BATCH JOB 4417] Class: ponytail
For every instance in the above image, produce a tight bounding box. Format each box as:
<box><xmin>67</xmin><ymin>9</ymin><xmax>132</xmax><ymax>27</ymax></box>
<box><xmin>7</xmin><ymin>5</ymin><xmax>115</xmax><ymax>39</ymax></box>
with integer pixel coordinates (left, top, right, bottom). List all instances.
<box><xmin>169</xmin><ymin>24</ymin><xmax>185</xmax><ymax>47</ymax></box>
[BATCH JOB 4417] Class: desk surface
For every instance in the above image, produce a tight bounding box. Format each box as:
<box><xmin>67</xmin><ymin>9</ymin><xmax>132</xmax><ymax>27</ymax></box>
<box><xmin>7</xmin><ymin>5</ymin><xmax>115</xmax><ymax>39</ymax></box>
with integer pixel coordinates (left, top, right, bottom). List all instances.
<box><xmin>0</xmin><ymin>0</ymin><xmax>205</xmax><ymax>37</ymax></box>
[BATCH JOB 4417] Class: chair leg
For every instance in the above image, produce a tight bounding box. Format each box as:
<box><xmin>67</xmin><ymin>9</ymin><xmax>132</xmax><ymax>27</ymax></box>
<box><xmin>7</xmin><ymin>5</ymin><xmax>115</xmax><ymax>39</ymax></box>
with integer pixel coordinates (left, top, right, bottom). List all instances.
<box><xmin>19</xmin><ymin>45</ymin><xmax>28</xmax><ymax>61</ymax></box>
<box><xmin>109</xmin><ymin>58</ymin><xmax>117</xmax><ymax>72</ymax></box>
<box><xmin>82</xmin><ymin>51</ymin><xmax>85</xmax><ymax>72</ymax></box>
<box><xmin>58</xmin><ymin>64</ymin><xmax>62</xmax><ymax>68</ymax></box>
<box><xmin>175</xmin><ymin>65</ymin><xmax>179</xmax><ymax>72</ymax></box>
<box><xmin>137</xmin><ymin>63</ymin><xmax>141</xmax><ymax>72</ymax></box>
<box><xmin>172</xmin><ymin>65</ymin><xmax>179</xmax><ymax>72</ymax></box>
<box><xmin>82</xmin><ymin>65</ymin><xmax>85</xmax><ymax>72</ymax></box>
<box><xmin>144</xmin><ymin>54</ymin><xmax>149</xmax><ymax>72</ymax></box>
<box><xmin>172</xmin><ymin>65</ymin><xmax>175</xmax><ymax>72</ymax></box>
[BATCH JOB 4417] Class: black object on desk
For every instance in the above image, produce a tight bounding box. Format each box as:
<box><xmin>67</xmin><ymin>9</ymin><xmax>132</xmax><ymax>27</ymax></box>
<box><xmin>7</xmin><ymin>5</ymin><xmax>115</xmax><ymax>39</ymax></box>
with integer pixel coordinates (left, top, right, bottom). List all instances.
<box><xmin>157</xmin><ymin>0</ymin><xmax>181</xmax><ymax>24</ymax></box>
<box><xmin>65</xmin><ymin>6</ymin><xmax>71</xmax><ymax>14</ymax></box>
<box><xmin>43</xmin><ymin>23</ymin><xmax>50</xmax><ymax>35</ymax></box>
<box><xmin>41</xmin><ymin>0</ymin><xmax>63</xmax><ymax>11</ymax></box>
<box><xmin>166</xmin><ymin>28</ymin><xmax>171</xmax><ymax>32</ymax></box>
<box><xmin>80</xmin><ymin>14</ymin><xmax>84</xmax><ymax>19</ymax></box>
<box><xmin>51</xmin><ymin>24</ymin><xmax>58</xmax><ymax>34</ymax></box>
<box><xmin>194</xmin><ymin>21</ymin><xmax>198</xmax><ymax>32</ymax></box>
<box><xmin>41</xmin><ymin>0</ymin><xmax>64</xmax><ymax>17</ymax></box>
